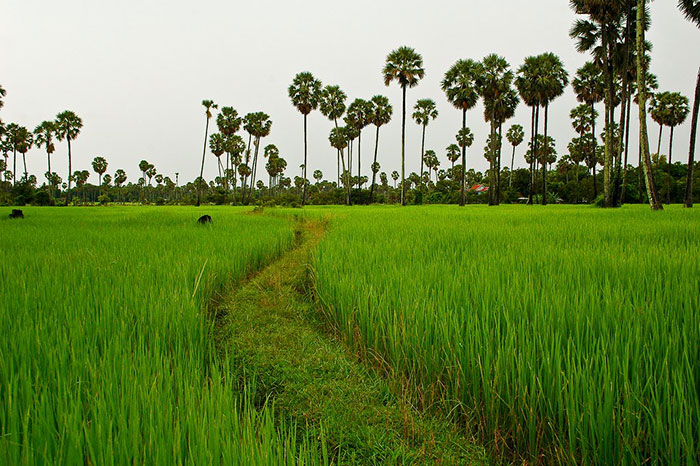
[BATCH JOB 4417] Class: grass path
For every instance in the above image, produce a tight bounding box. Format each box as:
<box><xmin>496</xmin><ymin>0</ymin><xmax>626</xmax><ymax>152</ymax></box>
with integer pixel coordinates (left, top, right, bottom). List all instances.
<box><xmin>215</xmin><ymin>217</ymin><xmax>487</xmax><ymax>465</ymax></box>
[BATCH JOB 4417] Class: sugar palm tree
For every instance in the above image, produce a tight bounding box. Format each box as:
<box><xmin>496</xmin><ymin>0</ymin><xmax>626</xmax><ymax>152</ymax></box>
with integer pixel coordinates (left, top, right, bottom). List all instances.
<box><xmin>91</xmin><ymin>156</ymin><xmax>108</xmax><ymax>186</ymax></box>
<box><xmin>288</xmin><ymin>71</ymin><xmax>322</xmax><ymax>205</ymax></box>
<box><xmin>0</xmin><ymin>85</ymin><xmax>5</xmax><ymax>109</ymax></box>
<box><xmin>572</xmin><ymin>61</ymin><xmax>605</xmax><ymax>189</ymax></box>
<box><xmin>55</xmin><ymin>110</ymin><xmax>83</xmax><ymax>198</ymax></box>
<box><xmin>636</xmin><ymin>0</ymin><xmax>663</xmax><ymax>209</ymax></box>
<box><xmin>456</xmin><ymin>127</ymin><xmax>474</xmax><ymax>190</ymax></box>
<box><xmin>445</xmin><ymin>144</ymin><xmax>460</xmax><ymax>170</ymax></box>
<box><xmin>532</xmin><ymin>53</ymin><xmax>568</xmax><ymax>205</ymax></box>
<box><xmin>216</xmin><ymin>107</ymin><xmax>242</xmax><ymax>190</ymax></box>
<box><xmin>412</xmin><ymin>99</ymin><xmax>438</xmax><ymax>189</ymax></box>
<box><xmin>484</xmin><ymin>86</ymin><xmax>519</xmax><ymax>204</ymax></box>
<box><xmin>14</xmin><ymin>126</ymin><xmax>33</xmax><ymax>180</ymax></box>
<box><xmin>345</xmin><ymin>98</ymin><xmax>373</xmax><ymax>188</ymax></box>
<box><xmin>664</xmin><ymin>92</ymin><xmax>690</xmax><ymax>203</ymax></box>
<box><xmin>506</xmin><ymin>125</ymin><xmax>525</xmax><ymax>187</ymax></box>
<box><xmin>383</xmin><ymin>46</ymin><xmax>425</xmax><ymax>206</ymax></box>
<box><xmin>197</xmin><ymin>99</ymin><xmax>217</xmax><ymax>206</ymax></box>
<box><xmin>570</xmin><ymin>1</ymin><xmax>627</xmax><ymax>207</ymax></box>
<box><xmin>516</xmin><ymin>57</ymin><xmax>544</xmax><ymax>204</ymax></box>
<box><xmin>442</xmin><ymin>59</ymin><xmax>482</xmax><ymax>206</ymax></box>
<box><xmin>209</xmin><ymin>133</ymin><xmax>227</xmax><ymax>180</ymax></box>
<box><xmin>244</xmin><ymin>112</ymin><xmax>272</xmax><ymax>204</ymax></box>
<box><xmin>329</xmin><ymin>126</ymin><xmax>350</xmax><ymax>204</ymax></box>
<box><xmin>319</xmin><ymin>85</ymin><xmax>347</xmax><ymax>184</ymax></box>
<box><xmin>33</xmin><ymin>120</ymin><xmax>56</xmax><ymax>189</ymax></box>
<box><xmin>678</xmin><ymin>1</ymin><xmax>699</xmax><ymax>206</ymax></box>
<box><xmin>478</xmin><ymin>54</ymin><xmax>516</xmax><ymax>205</ymax></box>
<box><xmin>369</xmin><ymin>95</ymin><xmax>393</xmax><ymax>201</ymax></box>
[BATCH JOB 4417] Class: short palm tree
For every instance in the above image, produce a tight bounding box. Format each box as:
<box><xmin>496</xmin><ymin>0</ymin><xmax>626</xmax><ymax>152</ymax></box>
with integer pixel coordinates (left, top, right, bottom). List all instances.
<box><xmin>412</xmin><ymin>99</ymin><xmax>438</xmax><ymax>189</ymax></box>
<box><xmin>288</xmin><ymin>71</ymin><xmax>322</xmax><ymax>205</ymax></box>
<box><xmin>345</xmin><ymin>98</ymin><xmax>374</xmax><ymax>188</ymax></box>
<box><xmin>55</xmin><ymin>110</ymin><xmax>83</xmax><ymax>198</ymax></box>
<box><xmin>678</xmin><ymin>0</ymin><xmax>699</xmax><ymax>206</ymax></box>
<box><xmin>209</xmin><ymin>133</ymin><xmax>227</xmax><ymax>180</ymax></box>
<box><xmin>664</xmin><ymin>92</ymin><xmax>690</xmax><ymax>203</ymax></box>
<box><xmin>14</xmin><ymin>126</ymin><xmax>33</xmax><ymax>180</ymax></box>
<box><xmin>456</xmin><ymin>127</ymin><xmax>474</xmax><ymax>190</ymax></box>
<box><xmin>383</xmin><ymin>46</ymin><xmax>425</xmax><ymax>206</ymax></box>
<box><xmin>445</xmin><ymin>144</ymin><xmax>460</xmax><ymax>170</ymax></box>
<box><xmin>369</xmin><ymin>95</ymin><xmax>393</xmax><ymax>201</ymax></box>
<box><xmin>197</xmin><ymin>99</ymin><xmax>217</xmax><ymax>206</ymax></box>
<box><xmin>442</xmin><ymin>59</ymin><xmax>482</xmax><ymax>206</ymax></box>
<box><xmin>243</xmin><ymin>112</ymin><xmax>272</xmax><ymax>204</ymax></box>
<box><xmin>91</xmin><ymin>156</ymin><xmax>108</xmax><ymax>186</ymax></box>
<box><xmin>506</xmin><ymin>125</ymin><xmax>525</xmax><ymax>187</ymax></box>
<box><xmin>329</xmin><ymin>126</ymin><xmax>350</xmax><ymax>204</ymax></box>
<box><xmin>33</xmin><ymin>120</ymin><xmax>56</xmax><ymax>188</ymax></box>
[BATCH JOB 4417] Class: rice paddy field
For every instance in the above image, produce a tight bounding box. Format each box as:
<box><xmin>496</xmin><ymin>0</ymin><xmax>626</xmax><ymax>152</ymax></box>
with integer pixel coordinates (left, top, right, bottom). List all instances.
<box><xmin>2</xmin><ymin>204</ymin><xmax>699</xmax><ymax>465</ymax></box>
<box><xmin>314</xmin><ymin>205</ymin><xmax>700</xmax><ymax>465</ymax></box>
<box><xmin>0</xmin><ymin>207</ymin><xmax>328</xmax><ymax>465</ymax></box>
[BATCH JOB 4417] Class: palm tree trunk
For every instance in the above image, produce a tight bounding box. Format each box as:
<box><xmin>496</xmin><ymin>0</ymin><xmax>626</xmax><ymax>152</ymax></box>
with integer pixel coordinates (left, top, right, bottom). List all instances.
<box><xmin>637</xmin><ymin>0</ymin><xmax>662</xmax><ymax>210</ymax></box>
<box><xmin>460</xmin><ymin>108</ymin><xmax>467</xmax><ymax>206</ymax></box>
<box><xmin>197</xmin><ymin>116</ymin><xmax>209</xmax><ymax>206</ymax></box>
<box><xmin>302</xmin><ymin>113</ymin><xmax>308</xmax><ymax>205</ymax></box>
<box><xmin>67</xmin><ymin>136</ymin><xmax>73</xmax><ymax>201</ymax></box>
<box><xmin>333</xmin><ymin>118</ymin><xmax>350</xmax><ymax>205</ymax></box>
<box><xmin>614</xmin><ymin>1</ymin><xmax>633</xmax><ymax>207</ymax></box>
<box><xmin>667</xmin><ymin>125</ymin><xmax>675</xmax><ymax>204</ymax></box>
<box><xmin>656</xmin><ymin>123</ymin><xmax>663</xmax><ymax>158</ymax></box>
<box><xmin>401</xmin><ymin>85</ymin><xmax>407</xmax><ymax>206</ymax></box>
<box><xmin>531</xmin><ymin>105</ymin><xmax>540</xmax><ymax>204</ymax></box>
<box><xmin>12</xmin><ymin>149</ymin><xmax>16</xmax><ymax>186</ymax></box>
<box><xmin>684</xmin><ymin>67</ymin><xmax>700</xmax><ymax>208</ymax></box>
<box><xmin>497</xmin><ymin>123</ymin><xmax>503</xmax><ymax>204</ymax></box>
<box><xmin>622</xmin><ymin>89</ymin><xmax>633</xmax><ymax>204</ymax></box>
<box><xmin>510</xmin><ymin>144</ymin><xmax>516</xmax><ymax>188</ymax></box>
<box><xmin>247</xmin><ymin>138</ymin><xmax>261</xmax><ymax>204</ymax></box>
<box><xmin>357</xmin><ymin>128</ymin><xmax>362</xmax><ymax>189</ymax></box>
<box><xmin>370</xmin><ymin>125</ymin><xmax>380</xmax><ymax>202</ymax></box>
<box><xmin>542</xmin><ymin>103</ymin><xmax>549</xmax><ymax>205</ymax></box>
<box><xmin>337</xmin><ymin>150</ymin><xmax>340</xmax><ymax>186</ymax></box>
<box><xmin>602</xmin><ymin>22</ymin><xmax>615</xmax><ymax>208</ymax></box>
<box><xmin>420</xmin><ymin>123</ymin><xmax>426</xmax><ymax>190</ymax></box>
<box><xmin>527</xmin><ymin>106</ymin><xmax>535</xmax><ymax>204</ymax></box>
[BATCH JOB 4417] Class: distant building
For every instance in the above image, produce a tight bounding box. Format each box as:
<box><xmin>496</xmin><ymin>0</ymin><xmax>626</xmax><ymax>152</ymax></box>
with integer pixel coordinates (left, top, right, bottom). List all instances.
<box><xmin>469</xmin><ymin>184</ymin><xmax>488</xmax><ymax>193</ymax></box>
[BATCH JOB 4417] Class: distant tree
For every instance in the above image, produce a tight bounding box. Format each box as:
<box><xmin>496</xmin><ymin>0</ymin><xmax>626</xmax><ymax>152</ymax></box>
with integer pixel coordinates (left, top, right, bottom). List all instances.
<box><xmin>345</xmin><ymin>98</ymin><xmax>373</xmax><ymax>190</ymax></box>
<box><xmin>442</xmin><ymin>58</ymin><xmax>482</xmax><ymax>206</ymax></box>
<box><xmin>445</xmin><ymin>144</ymin><xmax>461</xmax><ymax>170</ymax></box>
<box><xmin>384</xmin><ymin>46</ymin><xmax>425</xmax><ymax>206</ymax></box>
<box><xmin>391</xmin><ymin>170</ymin><xmax>399</xmax><ymax>189</ymax></box>
<box><xmin>329</xmin><ymin>126</ymin><xmax>350</xmax><ymax>204</ymax></box>
<box><xmin>369</xmin><ymin>95</ymin><xmax>393</xmax><ymax>201</ymax></box>
<box><xmin>313</xmin><ymin>169</ymin><xmax>323</xmax><ymax>185</ymax></box>
<box><xmin>506</xmin><ymin>125</ymin><xmax>525</xmax><ymax>187</ymax></box>
<box><xmin>55</xmin><ymin>110</ymin><xmax>83</xmax><ymax>199</ymax></box>
<box><xmin>412</xmin><ymin>98</ymin><xmax>438</xmax><ymax>189</ymax></box>
<box><xmin>13</xmin><ymin>126</ymin><xmax>33</xmax><ymax>181</ymax></box>
<box><xmin>288</xmin><ymin>72</ymin><xmax>322</xmax><ymax>205</ymax></box>
<box><xmin>209</xmin><ymin>133</ymin><xmax>227</xmax><ymax>180</ymax></box>
<box><xmin>243</xmin><ymin>112</ymin><xmax>272</xmax><ymax>204</ymax></box>
<box><xmin>34</xmin><ymin>121</ymin><xmax>56</xmax><ymax>189</ymax></box>
<box><xmin>91</xmin><ymin>156</ymin><xmax>108</xmax><ymax>186</ymax></box>
<box><xmin>197</xmin><ymin>99</ymin><xmax>217</xmax><ymax>206</ymax></box>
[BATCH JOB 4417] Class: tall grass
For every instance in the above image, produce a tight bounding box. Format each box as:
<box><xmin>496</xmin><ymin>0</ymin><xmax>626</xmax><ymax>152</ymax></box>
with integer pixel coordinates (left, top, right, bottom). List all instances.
<box><xmin>313</xmin><ymin>205</ymin><xmax>700</xmax><ymax>464</ymax></box>
<box><xmin>0</xmin><ymin>206</ymin><xmax>328</xmax><ymax>465</ymax></box>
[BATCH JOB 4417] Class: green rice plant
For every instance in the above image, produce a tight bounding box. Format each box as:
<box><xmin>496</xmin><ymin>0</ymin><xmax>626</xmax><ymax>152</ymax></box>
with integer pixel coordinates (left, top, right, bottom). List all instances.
<box><xmin>313</xmin><ymin>205</ymin><xmax>700</xmax><ymax>465</ymax></box>
<box><xmin>0</xmin><ymin>206</ymin><xmax>329</xmax><ymax>465</ymax></box>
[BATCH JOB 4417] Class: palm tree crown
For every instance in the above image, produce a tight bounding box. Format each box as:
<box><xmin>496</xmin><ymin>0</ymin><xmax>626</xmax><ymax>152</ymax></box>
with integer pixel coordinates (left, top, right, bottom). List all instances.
<box><xmin>383</xmin><ymin>46</ymin><xmax>425</xmax><ymax>88</ymax></box>
<box><xmin>288</xmin><ymin>72</ymin><xmax>322</xmax><ymax>115</ymax></box>
<box><xmin>370</xmin><ymin>95</ymin><xmax>393</xmax><ymax>127</ymax></box>
<box><xmin>412</xmin><ymin>99</ymin><xmax>438</xmax><ymax>126</ymax></box>
<box><xmin>319</xmin><ymin>85</ymin><xmax>347</xmax><ymax>121</ymax></box>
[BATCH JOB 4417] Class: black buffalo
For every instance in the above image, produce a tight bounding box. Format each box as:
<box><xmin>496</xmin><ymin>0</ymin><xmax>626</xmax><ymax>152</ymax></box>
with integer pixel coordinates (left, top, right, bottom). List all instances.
<box><xmin>9</xmin><ymin>209</ymin><xmax>24</xmax><ymax>219</ymax></box>
<box><xmin>197</xmin><ymin>215</ymin><xmax>212</xmax><ymax>225</ymax></box>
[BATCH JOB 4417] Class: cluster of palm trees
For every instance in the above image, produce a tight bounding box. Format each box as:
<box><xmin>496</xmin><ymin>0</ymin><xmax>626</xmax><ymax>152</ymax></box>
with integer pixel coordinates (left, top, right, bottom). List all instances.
<box><xmin>197</xmin><ymin>100</ymin><xmax>278</xmax><ymax>205</ymax></box>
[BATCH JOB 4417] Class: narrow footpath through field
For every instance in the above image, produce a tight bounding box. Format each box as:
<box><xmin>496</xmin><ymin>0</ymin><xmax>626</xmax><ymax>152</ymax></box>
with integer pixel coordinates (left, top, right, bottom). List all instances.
<box><xmin>214</xmin><ymin>217</ymin><xmax>487</xmax><ymax>465</ymax></box>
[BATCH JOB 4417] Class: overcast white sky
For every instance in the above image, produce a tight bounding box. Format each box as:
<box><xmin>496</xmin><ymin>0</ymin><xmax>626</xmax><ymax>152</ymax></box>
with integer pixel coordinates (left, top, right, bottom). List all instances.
<box><xmin>2</xmin><ymin>0</ymin><xmax>698</xmax><ymax>185</ymax></box>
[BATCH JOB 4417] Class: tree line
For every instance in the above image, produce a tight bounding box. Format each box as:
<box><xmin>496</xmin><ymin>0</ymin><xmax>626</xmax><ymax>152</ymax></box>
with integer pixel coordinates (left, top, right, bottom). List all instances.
<box><xmin>0</xmin><ymin>0</ymin><xmax>697</xmax><ymax>209</ymax></box>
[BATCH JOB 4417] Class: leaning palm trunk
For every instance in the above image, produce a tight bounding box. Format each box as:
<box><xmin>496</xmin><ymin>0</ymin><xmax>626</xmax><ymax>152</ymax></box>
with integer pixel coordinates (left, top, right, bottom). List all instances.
<box><xmin>247</xmin><ymin>138</ymin><xmax>261</xmax><ymax>204</ymax></box>
<box><xmin>637</xmin><ymin>0</ymin><xmax>663</xmax><ymax>210</ymax></box>
<box><xmin>400</xmin><ymin>85</ymin><xmax>407</xmax><ymax>206</ymax></box>
<box><xmin>197</xmin><ymin>116</ymin><xmax>210</xmax><ymax>206</ymax></box>
<box><xmin>684</xmin><ymin>67</ymin><xmax>699</xmax><ymax>207</ymax></box>
<box><xmin>370</xmin><ymin>125</ymin><xmax>381</xmax><ymax>202</ymax></box>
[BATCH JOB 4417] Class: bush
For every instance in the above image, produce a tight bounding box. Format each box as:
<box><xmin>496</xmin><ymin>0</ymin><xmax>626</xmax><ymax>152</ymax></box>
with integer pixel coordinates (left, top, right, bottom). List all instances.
<box><xmin>33</xmin><ymin>191</ymin><xmax>54</xmax><ymax>206</ymax></box>
<box><xmin>98</xmin><ymin>194</ymin><xmax>111</xmax><ymax>205</ymax></box>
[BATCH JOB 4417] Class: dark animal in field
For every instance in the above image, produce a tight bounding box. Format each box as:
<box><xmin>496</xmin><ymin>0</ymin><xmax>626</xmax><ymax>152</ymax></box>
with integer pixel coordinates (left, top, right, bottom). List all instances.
<box><xmin>9</xmin><ymin>209</ymin><xmax>24</xmax><ymax>219</ymax></box>
<box><xmin>197</xmin><ymin>215</ymin><xmax>212</xmax><ymax>225</ymax></box>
